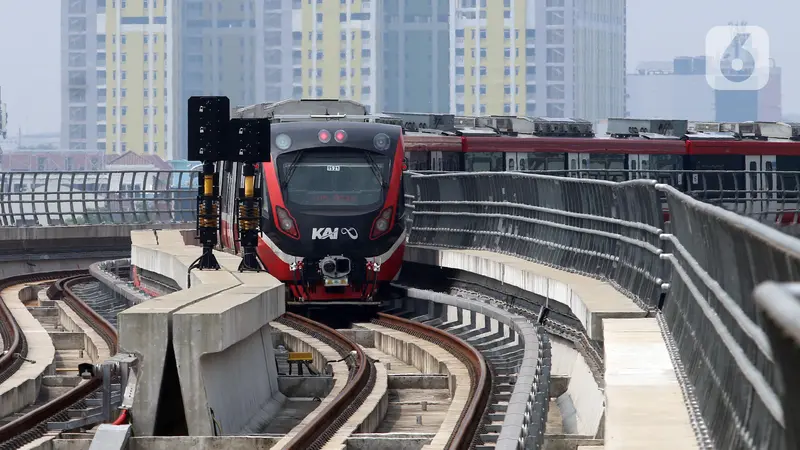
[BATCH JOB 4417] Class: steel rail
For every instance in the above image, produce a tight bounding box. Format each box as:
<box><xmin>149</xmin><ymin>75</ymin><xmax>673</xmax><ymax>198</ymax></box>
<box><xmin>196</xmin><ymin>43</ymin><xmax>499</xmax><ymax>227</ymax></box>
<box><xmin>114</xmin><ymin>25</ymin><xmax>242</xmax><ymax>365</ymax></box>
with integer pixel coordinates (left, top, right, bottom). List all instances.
<box><xmin>0</xmin><ymin>272</ymin><xmax>117</xmax><ymax>447</ymax></box>
<box><xmin>374</xmin><ymin>312</ymin><xmax>491</xmax><ymax>450</ymax></box>
<box><xmin>279</xmin><ymin>311</ymin><xmax>373</xmax><ymax>450</ymax></box>
<box><xmin>0</xmin><ymin>270</ymin><xmax>87</xmax><ymax>383</ymax></box>
<box><xmin>61</xmin><ymin>275</ymin><xmax>119</xmax><ymax>353</ymax></box>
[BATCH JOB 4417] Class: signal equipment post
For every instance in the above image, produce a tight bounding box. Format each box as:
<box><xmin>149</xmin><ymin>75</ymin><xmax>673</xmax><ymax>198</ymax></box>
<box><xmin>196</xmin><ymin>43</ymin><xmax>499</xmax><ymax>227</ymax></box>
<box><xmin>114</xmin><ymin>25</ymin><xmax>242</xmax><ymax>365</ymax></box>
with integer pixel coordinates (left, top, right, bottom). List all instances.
<box><xmin>187</xmin><ymin>96</ymin><xmax>229</xmax><ymax>276</ymax></box>
<box><xmin>228</xmin><ymin>117</ymin><xmax>271</xmax><ymax>272</ymax></box>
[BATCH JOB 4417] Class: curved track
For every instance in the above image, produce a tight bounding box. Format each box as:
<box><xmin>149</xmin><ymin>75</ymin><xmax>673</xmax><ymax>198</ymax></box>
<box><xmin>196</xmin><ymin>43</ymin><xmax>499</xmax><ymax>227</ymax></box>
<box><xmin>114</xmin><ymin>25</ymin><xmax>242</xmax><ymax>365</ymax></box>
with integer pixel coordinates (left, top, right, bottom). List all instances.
<box><xmin>0</xmin><ymin>272</ymin><xmax>116</xmax><ymax>448</ymax></box>
<box><xmin>273</xmin><ymin>311</ymin><xmax>491</xmax><ymax>450</ymax></box>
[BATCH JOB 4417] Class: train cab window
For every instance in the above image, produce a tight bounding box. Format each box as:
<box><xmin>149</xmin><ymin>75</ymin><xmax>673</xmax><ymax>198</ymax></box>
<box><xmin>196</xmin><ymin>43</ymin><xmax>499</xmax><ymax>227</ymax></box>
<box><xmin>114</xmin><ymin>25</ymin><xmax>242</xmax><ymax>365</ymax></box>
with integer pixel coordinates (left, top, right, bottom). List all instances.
<box><xmin>277</xmin><ymin>150</ymin><xmax>389</xmax><ymax>210</ymax></box>
<box><xmin>466</xmin><ymin>152</ymin><xmax>503</xmax><ymax>171</ymax></box>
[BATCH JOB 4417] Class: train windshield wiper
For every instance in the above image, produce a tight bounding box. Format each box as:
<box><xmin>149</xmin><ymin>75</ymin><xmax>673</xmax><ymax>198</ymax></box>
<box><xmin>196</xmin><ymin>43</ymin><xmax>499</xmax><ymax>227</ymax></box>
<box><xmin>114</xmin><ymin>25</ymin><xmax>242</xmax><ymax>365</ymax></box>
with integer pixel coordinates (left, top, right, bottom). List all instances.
<box><xmin>363</xmin><ymin>152</ymin><xmax>387</xmax><ymax>188</ymax></box>
<box><xmin>281</xmin><ymin>150</ymin><xmax>304</xmax><ymax>188</ymax></box>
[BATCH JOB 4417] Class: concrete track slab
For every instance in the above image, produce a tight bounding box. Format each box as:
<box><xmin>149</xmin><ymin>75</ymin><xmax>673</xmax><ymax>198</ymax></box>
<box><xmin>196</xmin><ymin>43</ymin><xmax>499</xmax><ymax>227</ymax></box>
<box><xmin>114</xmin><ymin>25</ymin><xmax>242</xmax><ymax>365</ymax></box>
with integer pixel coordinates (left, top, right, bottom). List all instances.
<box><xmin>269</xmin><ymin>322</ymin><xmax>349</xmax><ymax>447</ymax></box>
<box><xmin>0</xmin><ymin>285</ymin><xmax>56</xmax><ymax>418</ymax></box>
<box><xmin>357</xmin><ymin>322</ymin><xmax>470</xmax><ymax>450</ymax></box>
<box><xmin>603</xmin><ymin>318</ymin><xmax>695</xmax><ymax>450</ymax></box>
<box><xmin>53</xmin><ymin>300</ymin><xmax>110</xmax><ymax>363</ymax></box>
<box><xmin>404</xmin><ymin>246</ymin><xmax>645</xmax><ymax>340</ymax></box>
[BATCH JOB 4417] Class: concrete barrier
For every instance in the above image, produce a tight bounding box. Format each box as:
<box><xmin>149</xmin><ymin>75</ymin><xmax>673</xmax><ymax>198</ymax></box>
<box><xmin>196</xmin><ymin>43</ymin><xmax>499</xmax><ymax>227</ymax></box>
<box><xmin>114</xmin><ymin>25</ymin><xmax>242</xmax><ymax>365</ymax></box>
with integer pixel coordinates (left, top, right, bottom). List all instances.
<box><xmin>403</xmin><ymin>246</ymin><xmax>646</xmax><ymax>341</ymax></box>
<box><xmin>0</xmin><ymin>223</ymin><xmax>190</xmax><ymax>262</ymax></box>
<box><xmin>119</xmin><ymin>229</ymin><xmax>286</xmax><ymax>436</ymax></box>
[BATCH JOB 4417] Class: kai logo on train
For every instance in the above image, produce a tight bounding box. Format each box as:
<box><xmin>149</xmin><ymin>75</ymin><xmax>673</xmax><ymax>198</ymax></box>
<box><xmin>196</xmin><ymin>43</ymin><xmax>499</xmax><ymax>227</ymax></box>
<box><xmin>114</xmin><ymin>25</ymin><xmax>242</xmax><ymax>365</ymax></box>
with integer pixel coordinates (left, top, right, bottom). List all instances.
<box><xmin>311</xmin><ymin>227</ymin><xmax>359</xmax><ymax>240</ymax></box>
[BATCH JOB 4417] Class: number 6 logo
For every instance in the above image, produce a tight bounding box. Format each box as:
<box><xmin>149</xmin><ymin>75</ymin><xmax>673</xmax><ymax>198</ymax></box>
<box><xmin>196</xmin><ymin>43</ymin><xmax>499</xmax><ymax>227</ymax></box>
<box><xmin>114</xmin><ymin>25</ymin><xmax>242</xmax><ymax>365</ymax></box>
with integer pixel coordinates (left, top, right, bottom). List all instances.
<box><xmin>705</xmin><ymin>25</ymin><xmax>770</xmax><ymax>91</ymax></box>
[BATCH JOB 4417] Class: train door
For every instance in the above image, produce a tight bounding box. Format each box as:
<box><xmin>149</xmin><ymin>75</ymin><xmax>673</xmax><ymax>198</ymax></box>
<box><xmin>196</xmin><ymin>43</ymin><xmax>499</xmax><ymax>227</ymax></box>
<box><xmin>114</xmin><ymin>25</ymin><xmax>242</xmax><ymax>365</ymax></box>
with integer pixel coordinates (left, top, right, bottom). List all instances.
<box><xmin>745</xmin><ymin>155</ymin><xmax>778</xmax><ymax>219</ymax></box>
<box><xmin>431</xmin><ymin>151</ymin><xmax>443</xmax><ymax>171</ymax></box>
<box><xmin>568</xmin><ymin>153</ymin><xmax>579</xmax><ymax>177</ymax></box>
<box><xmin>628</xmin><ymin>154</ymin><xmax>651</xmax><ymax>179</ymax></box>
<box><xmin>504</xmin><ymin>152</ymin><xmax>527</xmax><ymax>171</ymax></box>
<box><xmin>515</xmin><ymin>153</ymin><xmax>528</xmax><ymax>171</ymax></box>
<box><xmin>570</xmin><ymin>153</ymin><xmax>591</xmax><ymax>178</ymax></box>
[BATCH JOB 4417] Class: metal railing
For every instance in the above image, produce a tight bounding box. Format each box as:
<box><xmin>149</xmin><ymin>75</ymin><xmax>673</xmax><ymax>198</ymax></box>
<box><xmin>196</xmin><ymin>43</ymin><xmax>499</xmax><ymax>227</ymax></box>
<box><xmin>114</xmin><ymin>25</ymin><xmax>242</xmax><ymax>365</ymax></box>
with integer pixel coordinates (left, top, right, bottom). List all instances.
<box><xmin>415</xmin><ymin>169</ymin><xmax>800</xmax><ymax>225</ymax></box>
<box><xmin>754</xmin><ymin>283</ymin><xmax>800</xmax><ymax>450</ymax></box>
<box><xmin>538</xmin><ymin>169</ymin><xmax>800</xmax><ymax>224</ymax></box>
<box><xmin>0</xmin><ymin>171</ymin><xmax>198</xmax><ymax>226</ymax></box>
<box><xmin>403</xmin><ymin>170</ymin><xmax>799</xmax><ymax>449</ymax></box>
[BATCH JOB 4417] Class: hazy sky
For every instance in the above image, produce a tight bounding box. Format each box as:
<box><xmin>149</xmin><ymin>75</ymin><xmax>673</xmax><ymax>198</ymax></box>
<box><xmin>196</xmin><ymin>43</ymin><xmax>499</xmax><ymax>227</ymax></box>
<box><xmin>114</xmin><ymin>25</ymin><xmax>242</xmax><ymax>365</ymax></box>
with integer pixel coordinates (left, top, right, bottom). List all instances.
<box><xmin>0</xmin><ymin>1</ymin><xmax>797</xmax><ymax>134</ymax></box>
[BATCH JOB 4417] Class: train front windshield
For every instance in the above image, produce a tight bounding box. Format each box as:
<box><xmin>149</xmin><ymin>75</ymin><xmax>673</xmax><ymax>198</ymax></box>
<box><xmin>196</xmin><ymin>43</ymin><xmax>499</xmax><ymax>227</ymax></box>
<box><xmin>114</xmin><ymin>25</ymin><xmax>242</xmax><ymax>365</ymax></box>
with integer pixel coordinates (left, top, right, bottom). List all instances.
<box><xmin>277</xmin><ymin>149</ymin><xmax>391</xmax><ymax>210</ymax></box>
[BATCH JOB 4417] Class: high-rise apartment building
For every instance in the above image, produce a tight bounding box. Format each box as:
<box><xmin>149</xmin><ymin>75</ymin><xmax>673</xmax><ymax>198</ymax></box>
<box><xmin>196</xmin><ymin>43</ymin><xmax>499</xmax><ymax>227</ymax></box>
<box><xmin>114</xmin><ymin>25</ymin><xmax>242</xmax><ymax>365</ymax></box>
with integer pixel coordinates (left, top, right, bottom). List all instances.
<box><xmin>61</xmin><ymin>0</ymin><xmax>104</xmax><ymax>151</ymax></box>
<box><xmin>381</xmin><ymin>0</ymin><xmax>451</xmax><ymax>113</ymax></box>
<box><xmin>171</xmin><ymin>0</ymin><xmax>295</xmax><ymax>160</ymax></box>
<box><xmin>450</xmin><ymin>0</ymin><xmax>625</xmax><ymax>120</ymax></box>
<box><xmin>294</xmin><ymin>0</ymin><xmax>381</xmax><ymax>112</ymax></box>
<box><xmin>103</xmin><ymin>0</ymin><xmax>171</xmax><ymax>159</ymax></box>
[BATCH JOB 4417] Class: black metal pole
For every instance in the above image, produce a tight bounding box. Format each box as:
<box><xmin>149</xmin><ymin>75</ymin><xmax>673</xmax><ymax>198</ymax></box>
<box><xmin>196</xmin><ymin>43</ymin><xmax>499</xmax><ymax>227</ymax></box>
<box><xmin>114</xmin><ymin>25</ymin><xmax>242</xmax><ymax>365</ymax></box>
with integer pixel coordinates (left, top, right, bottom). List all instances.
<box><xmin>238</xmin><ymin>162</ymin><xmax>261</xmax><ymax>272</ymax></box>
<box><xmin>196</xmin><ymin>161</ymin><xmax>220</xmax><ymax>270</ymax></box>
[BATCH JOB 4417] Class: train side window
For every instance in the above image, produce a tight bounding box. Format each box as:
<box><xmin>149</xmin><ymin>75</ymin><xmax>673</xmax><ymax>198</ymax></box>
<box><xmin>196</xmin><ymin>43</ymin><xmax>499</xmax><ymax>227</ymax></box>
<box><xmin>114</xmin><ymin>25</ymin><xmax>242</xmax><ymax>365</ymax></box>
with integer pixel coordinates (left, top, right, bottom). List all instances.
<box><xmin>631</xmin><ymin>160</ymin><xmax>637</xmax><ymax>170</ymax></box>
<box><xmin>442</xmin><ymin>151</ymin><xmax>461</xmax><ymax>171</ymax></box>
<box><xmin>570</xmin><ymin>159</ymin><xmax>576</xmax><ymax>170</ymax></box>
<box><xmin>408</xmin><ymin>152</ymin><xmax>429</xmax><ymax>170</ymax></box>
<box><xmin>466</xmin><ymin>152</ymin><xmax>501</xmax><ymax>171</ymax></box>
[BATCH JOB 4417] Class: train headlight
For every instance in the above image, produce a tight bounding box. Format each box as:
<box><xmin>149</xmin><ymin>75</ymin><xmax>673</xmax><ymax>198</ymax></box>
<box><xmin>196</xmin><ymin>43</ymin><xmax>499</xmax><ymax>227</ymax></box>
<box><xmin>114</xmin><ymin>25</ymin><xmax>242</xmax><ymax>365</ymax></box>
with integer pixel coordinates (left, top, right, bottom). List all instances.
<box><xmin>373</xmin><ymin>133</ymin><xmax>391</xmax><ymax>151</ymax></box>
<box><xmin>370</xmin><ymin>206</ymin><xmax>394</xmax><ymax>239</ymax></box>
<box><xmin>275</xmin><ymin>206</ymin><xmax>298</xmax><ymax>238</ymax></box>
<box><xmin>275</xmin><ymin>134</ymin><xmax>292</xmax><ymax>150</ymax></box>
